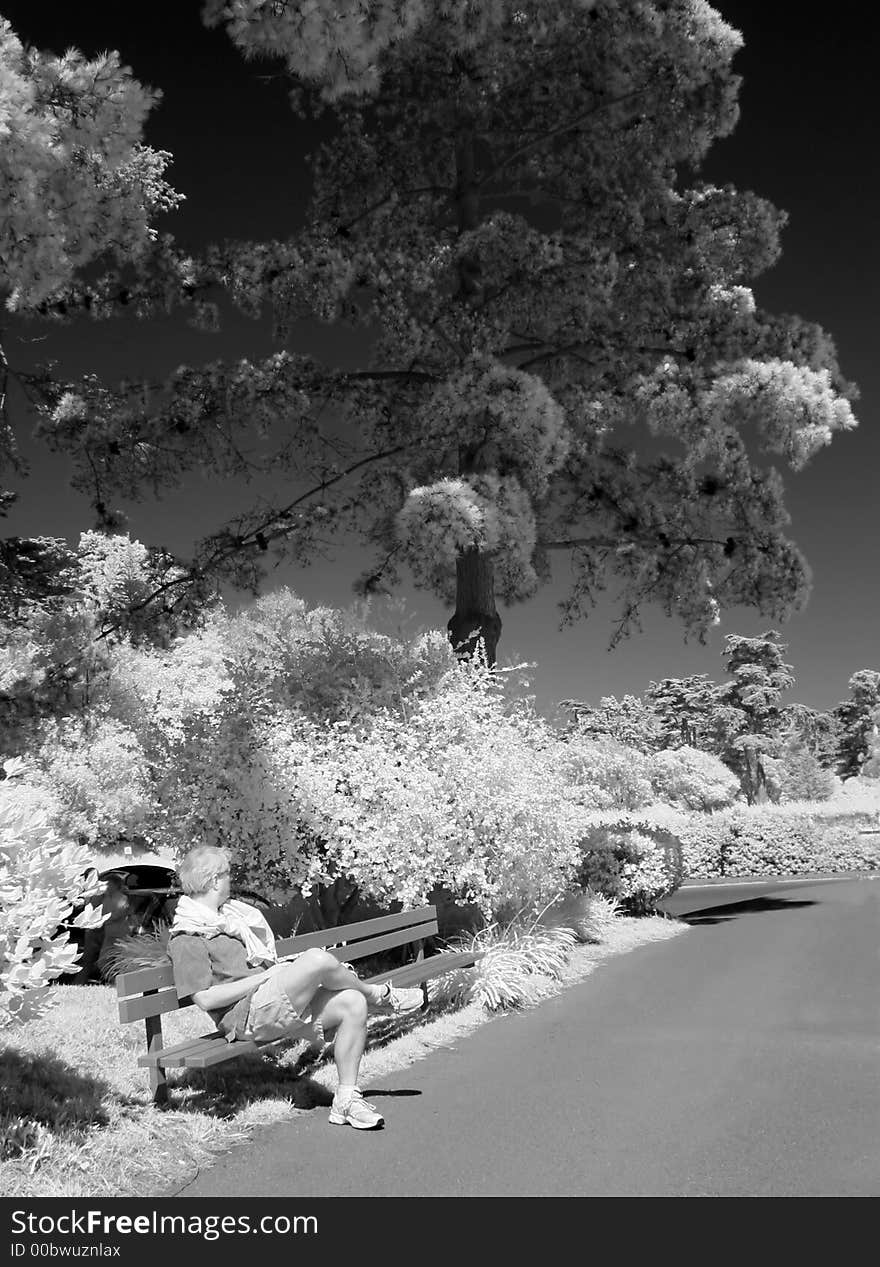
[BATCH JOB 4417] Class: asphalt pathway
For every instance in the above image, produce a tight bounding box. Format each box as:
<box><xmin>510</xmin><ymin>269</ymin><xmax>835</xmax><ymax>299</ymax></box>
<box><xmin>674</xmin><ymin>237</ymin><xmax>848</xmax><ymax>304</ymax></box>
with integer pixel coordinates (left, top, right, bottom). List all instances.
<box><xmin>177</xmin><ymin>876</ymin><xmax>880</xmax><ymax>1196</ymax></box>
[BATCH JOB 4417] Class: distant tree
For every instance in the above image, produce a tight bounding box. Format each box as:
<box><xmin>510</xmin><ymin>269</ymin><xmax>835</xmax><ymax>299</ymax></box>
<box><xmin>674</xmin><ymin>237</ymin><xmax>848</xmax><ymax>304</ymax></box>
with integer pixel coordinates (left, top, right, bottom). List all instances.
<box><xmin>645</xmin><ymin>673</ymin><xmax>719</xmax><ymax>750</ymax></box>
<box><xmin>833</xmin><ymin>670</ymin><xmax>880</xmax><ymax>779</ymax></box>
<box><xmin>780</xmin><ymin>701</ymin><xmax>840</xmax><ymax>770</ymax></box>
<box><xmin>773</xmin><ymin>726</ymin><xmax>836</xmax><ymax>802</ymax></box>
<box><xmin>860</xmin><ymin>705</ymin><xmax>880</xmax><ymax>779</ymax></box>
<box><xmin>713</xmin><ymin>630</ymin><xmax>795</xmax><ymax>802</ymax></box>
<box><xmin>557</xmin><ymin>693</ymin><xmax>663</xmax><ymax>753</ymax></box>
<box><xmin>3</xmin><ymin>3</ymin><xmax>858</xmax><ymax>668</ymax></box>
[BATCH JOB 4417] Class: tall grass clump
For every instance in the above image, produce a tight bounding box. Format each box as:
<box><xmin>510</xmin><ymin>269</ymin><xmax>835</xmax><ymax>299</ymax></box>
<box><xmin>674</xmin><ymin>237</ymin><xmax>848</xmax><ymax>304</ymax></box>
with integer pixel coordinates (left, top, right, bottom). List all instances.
<box><xmin>427</xmin><ymin>889</ymin><xmax>604</xmax><ymax>1011</ymax></box>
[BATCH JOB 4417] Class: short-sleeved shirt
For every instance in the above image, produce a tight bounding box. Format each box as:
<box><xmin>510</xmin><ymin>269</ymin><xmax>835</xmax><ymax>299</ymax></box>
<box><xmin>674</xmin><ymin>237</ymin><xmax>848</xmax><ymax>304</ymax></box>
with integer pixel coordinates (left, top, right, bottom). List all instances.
<box><xmin>167</xmin><ymin>931</ymin><xmax>265</xmax><ymax>1040</ymax></box>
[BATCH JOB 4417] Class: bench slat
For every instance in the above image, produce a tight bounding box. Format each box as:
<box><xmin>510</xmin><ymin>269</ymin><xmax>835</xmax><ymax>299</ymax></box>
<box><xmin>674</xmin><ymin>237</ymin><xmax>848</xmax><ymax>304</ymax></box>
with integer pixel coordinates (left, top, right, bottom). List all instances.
<box><xmin>183</xmin><ymin>1039</ymin><xmax>262</xmax><ymax>1068</ymax></box>
<box><xmin>137</xmin><ymin>1031</ymin><xmax>227</xmax><ymax>1067</ymax></box>
<box><xmin>118</xmin><ymin>987</ymin><xmax>183</xmax><ymax>1023</ymax></box>
<box><xmin>367</xmin><ymin>950</ymin><xmax>482</xmax><ymax>989</ymax></box>
<box><xmin>276</xmin><ymin>905</ymin><xmax>437</xmax><ymax>955</ymax></box>
<box><xmin>116</xmin><ymin>962</ymin><xmax>174</xmax><ymax>998</ymax></box>
<box><xmin>154</xmin><ymin>1039</ymin><xmax>252</xmax><ymax>1069</ymax></box>
<box><xmin>319</xmin><ymin>921</ymin><xmax>438</xmax><ymax>965</ymax></box>
<box><xmin>141</xmin><ymin>1041</ymin><xmax>225</xmax><ymax>1069</ymax></box>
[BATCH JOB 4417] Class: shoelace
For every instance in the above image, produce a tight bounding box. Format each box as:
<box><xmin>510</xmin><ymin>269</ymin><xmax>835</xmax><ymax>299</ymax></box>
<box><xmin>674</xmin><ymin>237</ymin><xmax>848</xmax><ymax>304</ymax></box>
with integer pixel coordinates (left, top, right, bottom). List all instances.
<box><xmin>340</xmin><ymin>1090</ymin><xmax>379</xmax><ymax>1113</ymax></box>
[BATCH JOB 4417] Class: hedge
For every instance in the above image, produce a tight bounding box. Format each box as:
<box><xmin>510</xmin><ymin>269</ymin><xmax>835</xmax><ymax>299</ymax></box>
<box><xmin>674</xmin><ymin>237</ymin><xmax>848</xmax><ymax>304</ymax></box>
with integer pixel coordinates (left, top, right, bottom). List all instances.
<box><xmin>677</xmin><ymin>804</ymin><xmax>880</xmax><ymax>878</ymax></box>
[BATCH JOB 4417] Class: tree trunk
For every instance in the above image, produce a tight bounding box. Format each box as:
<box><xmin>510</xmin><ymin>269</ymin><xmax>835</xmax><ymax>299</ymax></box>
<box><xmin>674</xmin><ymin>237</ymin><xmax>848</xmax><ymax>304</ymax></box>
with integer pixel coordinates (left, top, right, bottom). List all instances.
<box><xmin>741</xmin><ymin>745</ymin><xmax>769</xmax><ymax>805</ymax></box>
<box><xmin>309</xmin><ymin>876</ymin><xmax>359</xmax><ymax>929</ymax></box>
<box><xmin>448</xmin><ymin>547</ymin><xmax>502</xmax><ymax>666</ymax></box>
<box><xmin>447</xmin><ymin>128</ymin><xmax>502</xmax><ymax>667</ymax></box>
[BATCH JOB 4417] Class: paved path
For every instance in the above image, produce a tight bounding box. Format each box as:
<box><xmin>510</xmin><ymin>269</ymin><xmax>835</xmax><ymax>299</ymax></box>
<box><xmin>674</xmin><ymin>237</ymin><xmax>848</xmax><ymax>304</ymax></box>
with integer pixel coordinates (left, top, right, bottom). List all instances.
<box><xmin>176</xmin><ymin>877</ymin><xmax>880</xmax><ymax>1196</ymax></box>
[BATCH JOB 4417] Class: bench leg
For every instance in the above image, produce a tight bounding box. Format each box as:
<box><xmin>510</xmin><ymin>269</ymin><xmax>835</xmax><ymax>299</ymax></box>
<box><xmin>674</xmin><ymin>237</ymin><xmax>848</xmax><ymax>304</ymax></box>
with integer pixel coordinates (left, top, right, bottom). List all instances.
<box><xmin>413</xmin><ymin>939</ymin><xmax>428</xmax><ymax>1008</ymax></box>
<box><xmin>144</xmin><ymin>1011</ymin><xmax>168</xmax><ymax>1106</ymax></box>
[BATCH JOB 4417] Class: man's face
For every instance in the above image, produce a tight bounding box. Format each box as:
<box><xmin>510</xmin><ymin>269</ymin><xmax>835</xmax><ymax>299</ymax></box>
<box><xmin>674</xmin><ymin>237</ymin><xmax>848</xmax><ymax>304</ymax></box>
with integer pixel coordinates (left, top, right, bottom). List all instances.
<box><xmin>213</xmin><ymin>863</ymin><xmax>231</xmax><ymax>905</ymax></box>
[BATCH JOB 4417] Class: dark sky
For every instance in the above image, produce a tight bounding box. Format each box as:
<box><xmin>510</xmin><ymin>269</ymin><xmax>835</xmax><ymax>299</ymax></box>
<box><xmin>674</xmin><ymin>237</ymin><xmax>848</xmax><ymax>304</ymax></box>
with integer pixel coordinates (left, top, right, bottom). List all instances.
<box><xmin>3</xmin><ymin>2</ymin><xmax>877</xmax><ymax>723</ymax></box>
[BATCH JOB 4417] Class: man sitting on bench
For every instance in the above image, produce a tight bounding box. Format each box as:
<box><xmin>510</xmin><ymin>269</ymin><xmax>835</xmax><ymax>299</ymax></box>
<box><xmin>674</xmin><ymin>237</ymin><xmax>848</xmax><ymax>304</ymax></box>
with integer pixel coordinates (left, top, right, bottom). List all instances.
<box><xmin>167</xmin><ymin>844</ymin><xmax>424</xmax><ymax>1130</ymax></box>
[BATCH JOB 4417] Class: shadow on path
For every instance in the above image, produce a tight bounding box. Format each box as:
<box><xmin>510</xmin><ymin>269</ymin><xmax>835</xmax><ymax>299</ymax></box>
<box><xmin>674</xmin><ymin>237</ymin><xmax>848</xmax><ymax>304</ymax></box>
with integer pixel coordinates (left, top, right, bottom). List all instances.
<box><xmin>681</xmin><ymin>896</ymin><xmax>817</xmax><ymax>925</ymax></box>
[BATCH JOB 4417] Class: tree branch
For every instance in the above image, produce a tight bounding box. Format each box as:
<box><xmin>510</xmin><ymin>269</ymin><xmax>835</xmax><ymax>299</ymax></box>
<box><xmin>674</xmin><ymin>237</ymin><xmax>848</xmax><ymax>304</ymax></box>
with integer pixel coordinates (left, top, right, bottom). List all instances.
<box><xmin>541</xmin><ymin>534</ymin><xmax>729</xmax><ymax>551</ymax></box>
<box><xmin>480</xmin><ymin>84</ymin><xmax>658</xmax><ymax>189</ymax></box>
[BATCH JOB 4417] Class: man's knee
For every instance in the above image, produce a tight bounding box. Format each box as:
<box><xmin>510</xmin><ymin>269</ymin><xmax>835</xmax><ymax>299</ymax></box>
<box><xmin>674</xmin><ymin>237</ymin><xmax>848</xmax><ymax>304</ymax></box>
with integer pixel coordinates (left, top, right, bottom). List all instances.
<box><xmin>274</xmin><ymin>947</ymin><xmax>331</xmax><ymax>994</ymax></box>
<box><xmin>298</xmin><ymin>946</ymin><xmax>337</xmax><ymax>976</ymax></box>
<box><xmin>336</xmin><ymin>988</ymin><xmax>368</xmax><ymax>1025</ymax></box>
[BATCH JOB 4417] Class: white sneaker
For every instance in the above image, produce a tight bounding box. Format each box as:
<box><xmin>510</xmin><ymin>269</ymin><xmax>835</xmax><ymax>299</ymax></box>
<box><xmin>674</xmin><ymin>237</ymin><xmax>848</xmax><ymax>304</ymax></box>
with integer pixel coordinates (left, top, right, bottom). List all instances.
<box><xmin>372</xmin><ymin>982</ymin><xmax>426</xmax><ymax>1015</ymax></box>
<box><xmin>328</xmin><ymin>1089</ymin><xmax>384</xmax><ymax>1130</ymax></box>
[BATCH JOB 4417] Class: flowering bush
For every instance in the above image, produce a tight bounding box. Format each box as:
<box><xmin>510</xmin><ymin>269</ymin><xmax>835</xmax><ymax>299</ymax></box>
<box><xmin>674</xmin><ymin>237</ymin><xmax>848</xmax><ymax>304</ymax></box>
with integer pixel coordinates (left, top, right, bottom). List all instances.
<box><xmin>43</xmin><ymin>600</ymin><xmax>582</xmax><ymax>920</ymax></box>
<box><xmin>258</xmin><ymin>655</ymin><xmax>585</xmax><ymax>918</ymax></box>
<box><xmin>557</xmin><ymin>734</ymin><xmax>654</xmax><ymax>811</ymax></box>
<box><xmin>573</xmin><ymin>807</ymin><xmax>686</xmax><ymax>914</ymax></box>
<box><xmin>648</xmin><ymin>745</ymin><xmax>740</xmax><ymax>810</ymax></box>
<box><xmin>0</xmin><ymin>759</ymin><xmax>105</xmax><ymax>1027</ymax></box>
<box><xmin>221</xmin><ymin>591</ymin><xmax>455</xmax><ymax>722</ymax></box>
<box><xmin>91</xmin><ymin>598</ymin><xmax>457</xmax><ymax>890</ymax></box>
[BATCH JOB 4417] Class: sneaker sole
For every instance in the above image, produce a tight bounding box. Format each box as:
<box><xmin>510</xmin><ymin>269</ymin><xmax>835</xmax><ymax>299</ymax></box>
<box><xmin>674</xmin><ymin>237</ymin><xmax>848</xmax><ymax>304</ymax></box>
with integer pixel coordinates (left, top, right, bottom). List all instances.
<box><xmin>328</xmin><ymin>1111</ymin><xmax>384</xmax><ymax>1130</ymax></box>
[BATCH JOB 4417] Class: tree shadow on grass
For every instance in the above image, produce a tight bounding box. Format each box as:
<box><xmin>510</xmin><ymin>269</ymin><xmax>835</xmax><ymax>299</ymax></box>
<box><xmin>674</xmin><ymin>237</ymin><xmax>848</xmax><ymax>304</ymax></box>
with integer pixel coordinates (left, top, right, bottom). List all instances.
<box><xmin>0</xmin><ymin>1049</ymin><xmax>112</xmax><ymax>1149</ymax></box>
<box><xmin>682</xmin><ymin>896</ymin><xmax>817</xmax><ymax>925</ymax></box>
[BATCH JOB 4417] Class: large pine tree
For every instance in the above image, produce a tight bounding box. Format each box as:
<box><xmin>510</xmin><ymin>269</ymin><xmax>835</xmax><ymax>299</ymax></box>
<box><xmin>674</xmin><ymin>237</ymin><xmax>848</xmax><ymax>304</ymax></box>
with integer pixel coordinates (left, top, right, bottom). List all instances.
<box><xmin>3</xmin><ymin>2</ymin><xmax>858</xmax><ymax>661</ymax></box>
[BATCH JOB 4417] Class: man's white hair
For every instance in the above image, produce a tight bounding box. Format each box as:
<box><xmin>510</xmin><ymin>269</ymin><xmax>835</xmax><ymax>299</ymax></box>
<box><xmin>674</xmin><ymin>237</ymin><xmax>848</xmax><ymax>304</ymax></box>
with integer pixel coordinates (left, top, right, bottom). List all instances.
<box><xmin>177</xmin><ymin>844</ymin><xmax>230</xmax><ymax>896</ymax></box>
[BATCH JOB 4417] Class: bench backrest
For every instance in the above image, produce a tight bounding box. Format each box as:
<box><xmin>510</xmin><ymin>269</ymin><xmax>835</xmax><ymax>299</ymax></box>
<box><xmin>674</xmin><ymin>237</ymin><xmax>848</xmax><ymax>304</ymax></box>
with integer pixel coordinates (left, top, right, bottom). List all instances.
<box><xmin>115</xmin><ymin>905</ymin><xmax>439</xmax><ymax>1024</ymax></box>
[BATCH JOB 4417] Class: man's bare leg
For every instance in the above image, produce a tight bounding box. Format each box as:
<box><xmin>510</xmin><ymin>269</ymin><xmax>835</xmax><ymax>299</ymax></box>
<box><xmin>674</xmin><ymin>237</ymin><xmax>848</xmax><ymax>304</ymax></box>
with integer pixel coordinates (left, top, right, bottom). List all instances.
<box><xmin>273</xmin><ymin>948</ymin><xmax>422</xmax><ymax>1019</ymax></box>
<box><xmin>309</xmin><ymin>986</ymin><xmax>385</xmax><ymax>1128</ymax></box>
<box><xmin>309</xmin><ymin>987</ymin><xmax>367</xmax><ymax>1085</ymax></box>
<box><xmin>272</xmin><ymin>948</ymin><xmax>385</xmax><ymax>1017</ymax></box>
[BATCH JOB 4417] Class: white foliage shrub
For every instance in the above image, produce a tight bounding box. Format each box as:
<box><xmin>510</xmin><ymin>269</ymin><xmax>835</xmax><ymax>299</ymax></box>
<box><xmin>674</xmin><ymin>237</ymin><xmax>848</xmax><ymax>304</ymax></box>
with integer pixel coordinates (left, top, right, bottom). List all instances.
<box><xmin>34</xmin><ymin>717</ymin><xmax>153</xmax><ymax>847</ymax></box>
<box><xmin>574</xmin><ymin>806</ymin><xmax>688</xmax><ymax>913</ymax></box>
<box><xmin>258</xmin><ymin>654</ymin><xmax>584</xmax><ymax>917</ymax></box>
<box><xmin>648</xmin><ymin>745</ymin><xmax>740</xmax><ymax>810</ymax></box>
<box><xmin>0</xmin><ymin>758</ymin><xmax>105</xmax><ymax>1027</ymax></box>
<box><xmin>615</xmin><ymin>830</ymin><xmax>677</xmax><ymax>913</ymax></box>
<box><xmin>557</xmin><ymin>733</ymin><xmax>654</xmax><ymax>811</ymax></box>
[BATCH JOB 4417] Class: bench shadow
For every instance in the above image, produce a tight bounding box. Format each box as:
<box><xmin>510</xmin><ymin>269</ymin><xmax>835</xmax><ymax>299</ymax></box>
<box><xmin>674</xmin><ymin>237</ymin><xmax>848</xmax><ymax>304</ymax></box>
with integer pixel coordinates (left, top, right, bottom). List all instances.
<box><xmin>0</xmin><ymin>1049</ymin><xmax>112</xmax><ymax>1147</ymax></box>
<box><xmin>164</xmin><ymin>1009</ymin><xmax>431</xmax><ymax>1117</ymax></box>
<box><xmin>682</xmin><ymin>896</ymin><xmax>817</xmax><ymax>925</ymax></box>
<box><xmin>359</xmin><ymin>1087</ymin><xmax>422</xmax><ymax>1100</ymax></box>
<box><xmin>165</xmin><ymin>1045</ymin><xmax>335</xmax><ymax>1115</ymax></box>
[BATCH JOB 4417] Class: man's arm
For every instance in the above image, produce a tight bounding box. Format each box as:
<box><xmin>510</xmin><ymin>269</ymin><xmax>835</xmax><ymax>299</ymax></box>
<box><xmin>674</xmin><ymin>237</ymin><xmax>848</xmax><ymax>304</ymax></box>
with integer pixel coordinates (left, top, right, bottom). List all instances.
<box><xmin>168</xmin><ymin>932</ymin><xmax>271</xmax><ymax>1013</ymax></box>
<box><xmin>191</xmin><ymin>971</ymin><xmax>271</xmax><ymax>1013</ymax></box>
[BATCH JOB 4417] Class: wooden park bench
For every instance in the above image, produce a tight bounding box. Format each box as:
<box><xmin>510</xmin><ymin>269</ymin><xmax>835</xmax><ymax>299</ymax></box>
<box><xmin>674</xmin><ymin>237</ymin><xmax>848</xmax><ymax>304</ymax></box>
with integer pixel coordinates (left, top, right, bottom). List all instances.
<box><xmin>116</xmin><ymin>904</ymin><xmax>481</xmax><ymax>1104</ymax></box>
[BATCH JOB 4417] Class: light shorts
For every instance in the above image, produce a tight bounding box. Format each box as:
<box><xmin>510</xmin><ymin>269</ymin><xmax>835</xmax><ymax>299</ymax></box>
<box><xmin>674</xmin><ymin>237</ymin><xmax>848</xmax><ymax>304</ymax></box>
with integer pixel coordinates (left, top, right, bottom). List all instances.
<box><xmin>243</xmin><ymin>961</ymin><xmax>324</xmax><ymax>1045</ymax></box>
